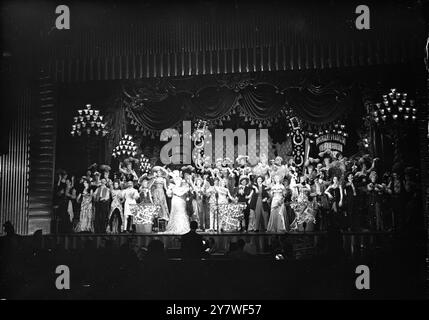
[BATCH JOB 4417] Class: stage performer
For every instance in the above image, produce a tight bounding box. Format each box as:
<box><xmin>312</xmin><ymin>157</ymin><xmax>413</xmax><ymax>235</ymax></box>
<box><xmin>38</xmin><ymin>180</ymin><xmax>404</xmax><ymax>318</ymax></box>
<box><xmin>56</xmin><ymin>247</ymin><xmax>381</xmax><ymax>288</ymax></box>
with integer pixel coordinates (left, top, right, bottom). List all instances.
<box><xmin>313</xmin><ymin>171</ymin><xmax>330</xmax><ymax>231</ymax></box>
<box><xmin>235</xmin><ymin>155</ymin><xmax>252</xmax><ymax>177</ymax></box>
<box><xmin>324</xmin><ymin>175</ymin><xmax>344</xmax><ymax>230</ymax></box>
<box><xmin>215</xmin><ymin>179</ymin><xmax>241</xmax><ymax>232</ymax></box>
<box><xmin>236</xmin><ymin>175</ymin><xmax>253</xmax><ymax>231</ymax></box>
<box><xmin>290</xmin><ymin>175</ymin><xmax>314</xmax><ymax>231</ymax></box>
<box><xmin>119</xmin><ymin>158</ymin><xmax>139</xmax><ymax>182</ymax></box>
<box><xmin>91</xmin><ymin>171</ymin><xmax>101</xmax><ymax>192</ymax></box>
<box><xmin>252</xmin><ymin>154</ymin><xmax>270</xmax><ymax>178</ymax></box>
<box><xmin>123</xmin><ymin>181</ymin><xmax>139</xmax><ymax>232</ymax></box>
<box><xmin>191</xmin><ymin>174</ymin><xmax>206</xmax><ymax>230</ymax></box>
<box><xmin>149</xmin><ymin>166</ymin><xmax>170</xmax><ymax>223</ymax></box>
<box><xmin>267</xmin><ymin>174</ymin><xmax>287</xmax><ymax>232</ymax></box>
<box><xmin>94</xmin><ymin>178</ymin><xmax>111</xmax><ymax>233</ymax></box>
<box><xmin>205</xmin><ymin>178</ymin><xmax>220</xmax><ymax>232</ymax></box>
<box><xmin>100</xmin><ymin>165</ymin><xmax>113</xmax><ymax>188</ymax></box>
<box><xmin>283</xmin><ymin>177</ymin><xmax>293</xmax><ymax>231</ymax></box>
<box><xmin>65</xmin><ymin>177</ymin><xmax>78</xmax><ymax>231</ymax></box>
<box><xmin>165</xmin><ymin>170</ymin><xmax>191</xmax><ymax>235</ymax></box>
<box><xmin>248</xmin><ymin>176</ymin><xmax>270</xmax><ymax>232</ymax></box>
<box><xmin>344</xmin><ymin>172</ymin><xmax>358</xmax><ymax>231</ymax></box>
<box><xmin>386</xmin><ymin>171</ymin><xmax>405</xmax><ymax>231</ymax></box>
<box><xmin>107</xmin><ymin>180</ymin><xmax>124</xmax><ymax>233</ymax></box>
<box><xmin>366</xmin><ymin>170</ymin><xmax>385</xmax><ymax>231</ymax></box>
<box><xmin>133</xmin><ymin>177</ymin><xmax>160</xmax><ymax>233</ymax></box>
<box><xmin>269</xmin><ymin>156</ymin><xmax>288</xmax><ymax>182</ymax></box>
<box><xmin>75</xmin><ymin>179</ymin><xmax>94</xmax><ymax>232</ymax></box>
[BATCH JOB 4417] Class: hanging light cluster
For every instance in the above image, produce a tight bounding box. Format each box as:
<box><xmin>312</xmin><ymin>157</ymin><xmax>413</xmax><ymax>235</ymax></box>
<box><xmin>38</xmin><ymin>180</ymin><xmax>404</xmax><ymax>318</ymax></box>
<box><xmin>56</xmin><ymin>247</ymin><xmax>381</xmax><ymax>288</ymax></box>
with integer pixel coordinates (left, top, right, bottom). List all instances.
<box><xmin>139</xmin><ymin>154</ymin><xmax>151</xmax><ymax>174</ymax></box>
<box><xmin>70</xmin><ymin>104</ymin><xmax>108</xmax><ymax>137</ymax></box>
<box><xmin>112</xmin><ymin>134</ymin><xmax>138</xmax><ymax>158</ymax></box>
<box><xmin>371</xmin><ymin>89</ymin><xmax>416</xmax><ymax>124</ymax></box>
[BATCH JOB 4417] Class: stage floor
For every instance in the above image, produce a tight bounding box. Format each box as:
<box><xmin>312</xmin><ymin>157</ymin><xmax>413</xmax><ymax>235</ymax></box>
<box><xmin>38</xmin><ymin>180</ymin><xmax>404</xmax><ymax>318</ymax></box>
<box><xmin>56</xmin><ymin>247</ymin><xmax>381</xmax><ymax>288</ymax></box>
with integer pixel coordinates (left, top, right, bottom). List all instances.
<box><xmin>29</xmin><ymin>231</ymin><xmax>394</xmax><ymax>256</ymax></box>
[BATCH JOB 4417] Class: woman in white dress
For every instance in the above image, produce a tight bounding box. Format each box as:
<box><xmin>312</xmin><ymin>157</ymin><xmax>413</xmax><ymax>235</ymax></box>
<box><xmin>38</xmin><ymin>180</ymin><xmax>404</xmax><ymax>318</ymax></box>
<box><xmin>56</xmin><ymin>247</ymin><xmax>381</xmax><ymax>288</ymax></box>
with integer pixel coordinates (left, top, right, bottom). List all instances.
<box><xmin>267</xmin><ymin>174</ymin><xmax>287</xmax><ymax>232</ymax></box>
<box><xmin>165</xmin><ymin>171</ymin><xmax>191</xmax><ymax>235</ymax></box>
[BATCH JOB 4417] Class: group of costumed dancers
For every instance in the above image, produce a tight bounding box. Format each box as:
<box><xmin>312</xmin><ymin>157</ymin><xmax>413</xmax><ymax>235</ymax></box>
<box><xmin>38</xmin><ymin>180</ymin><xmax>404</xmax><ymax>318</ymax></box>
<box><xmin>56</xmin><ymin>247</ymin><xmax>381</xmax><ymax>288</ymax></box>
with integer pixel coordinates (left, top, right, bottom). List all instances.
<box><xmin>58</xmin><ymin>148</ymin><xmax>385</xmax><ymax>235</ymax></box>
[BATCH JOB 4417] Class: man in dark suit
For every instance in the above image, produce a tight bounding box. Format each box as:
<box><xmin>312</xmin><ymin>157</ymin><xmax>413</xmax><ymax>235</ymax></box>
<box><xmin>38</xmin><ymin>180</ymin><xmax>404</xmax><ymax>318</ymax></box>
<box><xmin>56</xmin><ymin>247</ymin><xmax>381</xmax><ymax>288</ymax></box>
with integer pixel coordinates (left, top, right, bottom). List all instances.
<box><xmin>249</xmin><ymin>176</ymin><xmax>270</xmax><ymax>232</ymax></box>
<box><xmin>181</xmin><ymin>221</ymin><xmax>204</xmax><ymax>259</ymax></box>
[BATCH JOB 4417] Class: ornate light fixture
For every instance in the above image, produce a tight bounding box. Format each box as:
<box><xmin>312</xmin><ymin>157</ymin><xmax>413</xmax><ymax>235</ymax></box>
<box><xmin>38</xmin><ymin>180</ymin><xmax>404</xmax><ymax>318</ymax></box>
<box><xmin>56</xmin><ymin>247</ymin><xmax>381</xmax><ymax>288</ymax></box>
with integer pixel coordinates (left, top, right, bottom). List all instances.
<box><xmin>70</xmin><ymin>104</ymin><xmax>108</xmax><ymax>137</ymax></box>
<box><xmin>139</xmin><ymin>154</ymin><xmax>151</xmax><ymax>174</ymax></box>
<box><xmin>112</xmin><ymin>134</ymin><xmax>138</xmax><ymax>158</ymax></box>
<box><xmin>370</xmin><ymin>89</ymin><xmax>416</xmax><ymax>125</ymax></box>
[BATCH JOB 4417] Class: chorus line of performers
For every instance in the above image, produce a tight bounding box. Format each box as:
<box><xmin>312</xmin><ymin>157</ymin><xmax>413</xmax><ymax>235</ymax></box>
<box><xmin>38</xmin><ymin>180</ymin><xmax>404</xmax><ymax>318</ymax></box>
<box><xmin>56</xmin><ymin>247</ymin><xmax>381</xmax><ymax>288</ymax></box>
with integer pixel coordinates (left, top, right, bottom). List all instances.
<box><xmin>55</xmin><ymin>150</ymin><xmax>420</xmax><ymax>234</ymax></box>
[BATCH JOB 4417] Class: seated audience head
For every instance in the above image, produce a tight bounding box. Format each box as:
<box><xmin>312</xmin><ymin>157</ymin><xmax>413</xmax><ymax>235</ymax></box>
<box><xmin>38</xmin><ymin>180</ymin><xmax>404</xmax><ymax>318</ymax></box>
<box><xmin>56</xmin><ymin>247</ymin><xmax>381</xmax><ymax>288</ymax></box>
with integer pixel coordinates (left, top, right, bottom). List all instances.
<box><xmin>190</xmin><ymin>221</ymin><xmax>198</xmax><ymax>231</ymax></box>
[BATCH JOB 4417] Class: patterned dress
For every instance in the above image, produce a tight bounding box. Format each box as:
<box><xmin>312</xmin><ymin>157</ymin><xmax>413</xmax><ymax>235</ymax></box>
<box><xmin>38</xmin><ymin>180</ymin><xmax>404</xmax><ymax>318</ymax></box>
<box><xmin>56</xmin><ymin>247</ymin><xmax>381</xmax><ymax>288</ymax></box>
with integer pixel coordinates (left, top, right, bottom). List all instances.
<box><xmin>216</xmin><ymin>187</ymin><xmax>244</xmax><ymax>232</ymax></box>
<box><xmin>132</xmin><ymin>189</ymin><xmax>160</xmax><ymax>225</ymax></box>
<box><xmin>75</xmin><ymin>191</ymin><xmax>94</xmax><ymax>232</ymax></box>
<box><xmin>151</xmin><ymin>178</ymin><xmax>169</xmax><ymax>220</ymax></box>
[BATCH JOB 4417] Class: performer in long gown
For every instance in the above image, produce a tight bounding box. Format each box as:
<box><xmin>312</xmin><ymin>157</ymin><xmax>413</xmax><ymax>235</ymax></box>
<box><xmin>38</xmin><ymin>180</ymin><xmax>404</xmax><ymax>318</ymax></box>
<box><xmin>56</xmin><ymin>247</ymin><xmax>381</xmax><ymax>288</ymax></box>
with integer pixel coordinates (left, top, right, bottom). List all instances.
<box><xmin>267</xmin><ymin>174</ymin><xmax>287</xmax><ymax>232</ymax></box>
<box><xmin>149</xmin><ymin>167</ymin><xmax>169</xmax><ymax>222</ymax></box>
<box><xmin>215</xmin><ymin>179</ymin><xmax>242</xmax><ymax>232</ymax></box>
<box><xmin>107</xmin><ymin>180</ymin><xmax>124</xmax><ymax>233</ymax></box>
<box><xmin>165</xmin><ymin>171</ymin><xmax>191</xmax><ymax>235</ymax></box>
<box><xmin>75</xmin><ymin>179</ymin><xmax>94</xmax><ymax>232</ymax></box>
<box><xmin>290</xmin><ymin>176</ymin><xmax>315</xmax><ymax>231</ymax></box>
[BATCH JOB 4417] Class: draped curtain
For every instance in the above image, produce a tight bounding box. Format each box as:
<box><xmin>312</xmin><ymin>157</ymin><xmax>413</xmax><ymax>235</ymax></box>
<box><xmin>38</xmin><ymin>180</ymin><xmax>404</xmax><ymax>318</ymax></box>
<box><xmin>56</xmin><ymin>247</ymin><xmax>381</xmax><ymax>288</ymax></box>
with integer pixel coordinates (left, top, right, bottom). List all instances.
<box><xmin>239</xmin><ymin>84</ymin><xmax>285</xmax><ymax>120</ymax></box>
<box><xmin>285</xmin><ymin>84</ymin><xmax>351</xmax><ymax>125</ymax></box>
<box><xmin>123</xmin><ymin>78</ymin><xmax>352</xmax><ymax>133</ymax></box>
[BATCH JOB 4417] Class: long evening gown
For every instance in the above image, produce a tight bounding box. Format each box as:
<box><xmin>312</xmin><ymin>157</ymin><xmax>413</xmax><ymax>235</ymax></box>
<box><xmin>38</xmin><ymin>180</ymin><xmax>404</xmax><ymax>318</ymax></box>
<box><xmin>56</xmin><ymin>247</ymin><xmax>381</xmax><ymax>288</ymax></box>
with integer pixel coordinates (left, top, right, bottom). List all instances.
<box><xmin>267</xmin><ymin>184</ymin><xmax>286</xmax><ymax>232</ymax></box>
<box><xmin>152</xmin><ymin>177</ymin><xmax>169</xmax><ymax>221</ymax></box>
<box><xmin>75</xmin><ymin>191</ymin><xmax>94</xmax><ymax>232</ymax></box>
<box><xmin>165</xmin><ymin>184</ymin><xmax>190</xmax><ymax>234</ymax></box>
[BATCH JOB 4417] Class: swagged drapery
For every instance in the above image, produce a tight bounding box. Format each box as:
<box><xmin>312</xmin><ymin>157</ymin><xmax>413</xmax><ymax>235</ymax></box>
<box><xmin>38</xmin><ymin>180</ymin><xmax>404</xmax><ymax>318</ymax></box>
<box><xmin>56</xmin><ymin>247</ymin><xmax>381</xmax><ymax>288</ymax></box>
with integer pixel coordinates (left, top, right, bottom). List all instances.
<box><xmin>285</xmin><ymin>82</ymin><xmax>352</xmax><ymax>125</ymax></box>
<box><xmin>122</xmin><ymin>74</ymin><xmax>353</xmax><ymax>137</ymax></box>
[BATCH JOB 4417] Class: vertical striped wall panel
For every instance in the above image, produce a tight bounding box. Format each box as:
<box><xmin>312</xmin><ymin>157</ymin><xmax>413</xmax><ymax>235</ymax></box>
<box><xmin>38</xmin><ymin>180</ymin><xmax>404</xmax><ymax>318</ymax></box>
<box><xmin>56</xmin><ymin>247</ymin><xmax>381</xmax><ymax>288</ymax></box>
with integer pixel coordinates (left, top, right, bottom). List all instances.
<box><xmin>0</xmin><ymin>89</ymin><xmax>31</xmax><ymax>235</ymax></box>
<box><xmin>27</xmin><ymin>74</ymin><xmax>56</xmax><ymax>235</ymax></box>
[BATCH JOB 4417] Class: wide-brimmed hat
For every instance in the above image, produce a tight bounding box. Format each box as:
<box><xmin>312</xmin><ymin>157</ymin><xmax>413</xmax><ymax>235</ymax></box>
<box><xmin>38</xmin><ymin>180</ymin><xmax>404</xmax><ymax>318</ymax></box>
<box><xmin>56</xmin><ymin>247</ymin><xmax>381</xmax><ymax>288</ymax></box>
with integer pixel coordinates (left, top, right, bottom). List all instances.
<box><xmin>318</xmin><ymin>149</ymin><xmax>333</xmax><ymax>159</ymax></box>
<box><xmin>236</xmin><ymin>155</ymin><xmax>249</xmax><ymax>163</ymax></box>
<box><xmin>239</xmin><ymin>175</ymin><xmax>250</xmax><ymax>184</ymax></box>
<box><xmin>99</xmin><ymin>164</ymin><xmax>111</xmax><ymax>172</ymax></box>
<box><xmin>152</xmin><ymin>165</ymin><xmax>166</xmax><ymax>174</ymax></box>
<box><xmin>181</xmin><ymin>165</ymin><xmax>195</xmax><ymax>174</ymax></box>
<box><xmin>223</xmin><ymin>157</ymin><xmax>233</xmax><ymax>166</ymax></box>
<box><xmin>274</xmin><ymin>156</ymin><xmax>283</xmax><ymax>163</ymax></box>
<box><xmin>87</xmin><ymin>163</ymin><xmax>98</xmax><ymax>172</ymax></box>
<box><xmin>306</xmin><ymin>157</ymin><xmax>320</xmax><ymax>166</ymax></box>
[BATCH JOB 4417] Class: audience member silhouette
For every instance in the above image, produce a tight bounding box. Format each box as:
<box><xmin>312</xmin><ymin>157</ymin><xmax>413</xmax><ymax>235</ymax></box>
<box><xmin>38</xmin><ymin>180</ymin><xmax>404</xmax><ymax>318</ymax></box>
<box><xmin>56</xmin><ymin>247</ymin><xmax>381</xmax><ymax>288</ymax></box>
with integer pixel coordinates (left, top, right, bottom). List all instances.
<box><xmin>146</xmin><ymin>239</ymin><xmax>166</xmax><ymax>260</ymax></box>
<box><xmin>181</xmin><ymin>221</ymin><xmax>203</xmax><ymax>260</ymax></box>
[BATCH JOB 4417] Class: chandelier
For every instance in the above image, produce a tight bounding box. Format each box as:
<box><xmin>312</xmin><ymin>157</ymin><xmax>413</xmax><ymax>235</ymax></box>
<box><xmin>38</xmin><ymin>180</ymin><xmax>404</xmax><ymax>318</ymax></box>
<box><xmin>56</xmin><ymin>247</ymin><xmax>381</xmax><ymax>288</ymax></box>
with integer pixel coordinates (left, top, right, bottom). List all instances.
<box><xmin>139</xmin><ymin>154</ymin><xmax>151</xmax><ymax>174</ymax></box>
<box><xmin>70</xmin><ymin>104</ymin><xmax>108</xmax><ymax>137</ymax></box>
<box><xmin>370</xmin><ymin>89</ymin><xmax>416</xmax><ymax>124</ymax></box>
<box><xmin>112</xmin><ymin>134</ymin><xmax>138</xmax><ymax>158</ymax></box>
